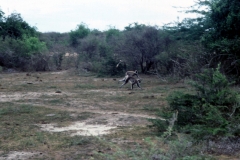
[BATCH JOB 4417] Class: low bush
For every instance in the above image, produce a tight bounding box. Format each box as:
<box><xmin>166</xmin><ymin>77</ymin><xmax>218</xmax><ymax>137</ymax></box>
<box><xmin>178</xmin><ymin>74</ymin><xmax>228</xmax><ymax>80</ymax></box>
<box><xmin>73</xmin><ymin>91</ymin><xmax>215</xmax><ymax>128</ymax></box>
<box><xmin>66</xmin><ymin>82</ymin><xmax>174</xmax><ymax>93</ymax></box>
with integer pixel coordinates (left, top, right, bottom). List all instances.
<box><xmin>151</xmin><ymin>64</ymin><xmax>240</xmax><ymax>139</ymax></box>
<box><xmin>97</xmin><ymin>56</ymin><xmax>125</xmax><ymax>77</ymax></box>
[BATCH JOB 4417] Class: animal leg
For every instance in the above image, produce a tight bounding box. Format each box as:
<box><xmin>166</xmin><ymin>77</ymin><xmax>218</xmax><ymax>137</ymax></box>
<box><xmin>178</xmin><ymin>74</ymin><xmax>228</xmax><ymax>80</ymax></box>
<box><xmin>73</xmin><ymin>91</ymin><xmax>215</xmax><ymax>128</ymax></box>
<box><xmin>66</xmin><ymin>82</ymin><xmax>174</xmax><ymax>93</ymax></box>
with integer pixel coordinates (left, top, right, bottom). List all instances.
<box><xmin>137</xmin><ymin>83</ymin><xmax>142</xmax><ymax>89</ymax></box>
<box><xmin>120</xmin><ymin>81</ymin><xmax>127</xmax><ymax>88</ymax></box>
<box><xmin>131</xmin><ymin>83</ymin><xmax>134</xmax><ymax>90</ymax></box>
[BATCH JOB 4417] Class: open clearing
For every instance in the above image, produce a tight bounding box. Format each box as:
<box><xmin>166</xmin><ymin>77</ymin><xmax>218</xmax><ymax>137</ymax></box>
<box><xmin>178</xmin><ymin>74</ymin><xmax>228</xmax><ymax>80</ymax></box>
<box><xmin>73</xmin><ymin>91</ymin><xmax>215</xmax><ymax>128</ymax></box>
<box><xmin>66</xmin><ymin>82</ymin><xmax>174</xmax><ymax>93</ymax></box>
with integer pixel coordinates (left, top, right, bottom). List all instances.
<box><xmin>0</xmin><ymin>70</ymin><xmax>239</xmax><ymax>159</ymax></box>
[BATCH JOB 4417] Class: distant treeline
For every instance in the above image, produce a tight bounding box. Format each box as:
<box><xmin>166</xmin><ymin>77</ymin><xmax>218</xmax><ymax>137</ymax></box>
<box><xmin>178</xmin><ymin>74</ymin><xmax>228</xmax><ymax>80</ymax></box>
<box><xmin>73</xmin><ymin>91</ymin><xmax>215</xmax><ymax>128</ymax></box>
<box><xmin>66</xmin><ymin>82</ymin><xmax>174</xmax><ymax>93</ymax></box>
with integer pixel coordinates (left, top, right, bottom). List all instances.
<box><xmin>0</xmin><ymin>0</ymin><xmax>240</xmax><ymax>81</ymax></box>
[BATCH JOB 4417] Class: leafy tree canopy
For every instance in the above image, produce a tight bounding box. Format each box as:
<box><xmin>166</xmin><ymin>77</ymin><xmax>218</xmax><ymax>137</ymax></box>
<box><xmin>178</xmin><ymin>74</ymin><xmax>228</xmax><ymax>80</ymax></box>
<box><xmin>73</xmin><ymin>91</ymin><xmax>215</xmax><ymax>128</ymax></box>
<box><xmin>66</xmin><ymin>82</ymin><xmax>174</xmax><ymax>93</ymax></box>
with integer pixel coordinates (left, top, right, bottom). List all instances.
<box><xmin>199</xmin><ymin>0</ymin><xmax>240</xmax><ymax>75</ymax></box>
<box><xmin>0</xmin><ymin>9</ymin><xmax>4</xmax><ymax>20</ymax></box>
<box><xmin>166</xmin><ymin>0</ymin><xmax>240</xmax><ymax>76</ymax></box>
<box><xmin>69</xmin><ymin>23</ymin><xmax>90</xmax><ymax>47</ymax></box>
<box><xmin>124</xmin><ymin>22</ymin><xmax>146</xmax><ymax>31</ymax></box>
<box><xmin>105</xmin><ymin>27</ymin><xmax>120</xmax><ymax>42</ymax></box>
<box><xmin>0</xmin><ymin>10</ymin><xmax>36</xmax><ymax>40</ymax></box>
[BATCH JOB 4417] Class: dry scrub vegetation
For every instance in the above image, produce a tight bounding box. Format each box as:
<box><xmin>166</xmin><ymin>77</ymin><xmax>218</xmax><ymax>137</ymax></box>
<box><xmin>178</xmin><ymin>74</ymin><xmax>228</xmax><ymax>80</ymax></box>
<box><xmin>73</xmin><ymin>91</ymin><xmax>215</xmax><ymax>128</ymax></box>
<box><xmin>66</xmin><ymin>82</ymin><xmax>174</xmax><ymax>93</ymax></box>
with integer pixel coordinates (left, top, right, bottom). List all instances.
<box><xmin>0</xmin><ymin>70</ymin><xmax>239</xmax><ymax>160</ymax></box>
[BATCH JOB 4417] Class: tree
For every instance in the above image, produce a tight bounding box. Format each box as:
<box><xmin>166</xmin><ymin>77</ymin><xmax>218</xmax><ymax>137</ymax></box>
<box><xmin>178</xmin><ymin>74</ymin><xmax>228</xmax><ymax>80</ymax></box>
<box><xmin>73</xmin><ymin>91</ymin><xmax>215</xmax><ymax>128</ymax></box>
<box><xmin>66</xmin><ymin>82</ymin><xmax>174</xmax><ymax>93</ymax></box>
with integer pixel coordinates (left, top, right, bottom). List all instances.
<box><xmin>0</xmin><ymin>12</ymin><xmax>36</xmax><ymax>40</ymax></box>
<box><xmin>0</xmin><ymin>9</ymin><xmax>4</xmax><ymax>22</ymax></box>
<box><xmin>105</xmin><ymin>27</ymin><xmax>120</xmax><ymax>42</ymax></box>
<box><xmin>77</xmin><ymin>35</ymin><xmax>99</xmax><ymax>60</ymax></box>
<box><xmin>162</xmin><ymin>0</ymin><xmax>240</xmax><ymax>79</ymax></box>
<box><xmin>178</xmin><ymin>0</ymin><xmax>240</xmax><ymax>77</ymax></box>
<box><xmin>120</xmin><ymin>24</ymin><xmax>164</xmax><ymax>73</ymax></box>
<box><xmin>201</xmin><ymin>0</ymin><xmax>240</xmax><ymax>76</ymax></box>
<box><xmin>23</xmin><ymin>36</ymin><xmax>47</xmax><ymax>56</ymax></box>
<box><xmin>0</xmin><ymin>9</ymin><xmax>47</xmax><ymax>70</ymax></box>
<box><xmin>38</xmin><ymin>32</ymin><xmax>70</xmax><ymax>50</ymax></box>
<box><xmin>69</xmin><ymin>23</ymin><xmax>90</xmax><ymax>47</ymax></box>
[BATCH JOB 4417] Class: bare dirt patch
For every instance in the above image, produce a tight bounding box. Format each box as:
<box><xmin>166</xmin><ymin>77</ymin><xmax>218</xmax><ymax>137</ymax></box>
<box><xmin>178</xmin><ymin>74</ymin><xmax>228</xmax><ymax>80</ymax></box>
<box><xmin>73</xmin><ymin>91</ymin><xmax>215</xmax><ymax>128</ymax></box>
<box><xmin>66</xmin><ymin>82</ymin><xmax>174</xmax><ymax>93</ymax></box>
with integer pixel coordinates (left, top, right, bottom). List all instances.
<box><xmin>0</xmin><ymin>151</ymin><xmax>45</xmax><ymax>160</ymax></box>
<box><xmin>0</xmin><ymin>91</ymin><xmax>75</xmax><ymax>102</ymax></box>
<box><xmin>37</xmin><ymin>121</ymin><xmax>117</xmax><ymax>136</ymax></box>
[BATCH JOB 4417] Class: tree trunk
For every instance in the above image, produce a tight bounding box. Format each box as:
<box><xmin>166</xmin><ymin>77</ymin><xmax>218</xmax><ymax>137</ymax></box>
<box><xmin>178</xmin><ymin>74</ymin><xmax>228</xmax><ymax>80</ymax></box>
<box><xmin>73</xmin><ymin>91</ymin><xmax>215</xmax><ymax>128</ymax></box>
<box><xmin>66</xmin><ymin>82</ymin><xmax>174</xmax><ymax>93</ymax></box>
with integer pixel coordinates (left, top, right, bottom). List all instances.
<box><xmin>146</xmin><ymin>60</ymin><xmax>154</xmax><ymax>72</ymax></box>
<box><xmin>140</xmin><ymin>62</ymin><xmax>144</xmax><ymax>73</ymax></box>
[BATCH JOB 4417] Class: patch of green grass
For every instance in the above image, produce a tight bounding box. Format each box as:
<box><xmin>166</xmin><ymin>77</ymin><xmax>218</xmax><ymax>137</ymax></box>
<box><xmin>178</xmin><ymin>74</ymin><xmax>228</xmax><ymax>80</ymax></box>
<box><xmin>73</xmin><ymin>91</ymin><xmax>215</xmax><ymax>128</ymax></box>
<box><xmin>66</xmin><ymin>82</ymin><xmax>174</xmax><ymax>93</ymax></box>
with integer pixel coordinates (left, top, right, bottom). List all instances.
<box><xmin>47</xmin><ymin>112</ymin><xmax>72</xmax><ymax>121</ymax></box>
<box><xmin>10</xmin><ymin>84</ymin><xmax>39</xmax><ymax>92</ymax></box>
<box><xmin>77</xmin><ymin>112</ymin><xmax>95</xmax><ymax>120</ymax></box>
<box><xmin>77</xmin><ymin>72</ymin><xmax>96</xmax><ymax>77</ymax></box>
<box><xmin>107</xmin><ymin>93</ymin><xmax>141</xmax><ymax>103</ymax></box>
<box><xmin>96</xmin><ymin>82</ymin><xmax>120</xmax><ymax>89</ymax></box>
<box><xmin>48</xmin><ymin>99</ymin><xmax>64</xmax><ymax>104</ymax></box>
<box><xmin>94</xmin><ymin>136</ymin><xmax>216</xmax><ymax>160</ymax></box>
<box><xmin>48</xmin><ymin>86</ymin><xmax>57</xmax><ymax>89</ymax></box>
<box><xmin>74</xmin><ymin>79</ymin><xmax>119</xmax><ymax>90</ymax></box>
<box><xmin>0</xmin><ymin>103</ymin><xmax>96</xmax><ymax>152</ymax></box>
<box><xmin>64</xmin><ymin>136</ymin><xmax>94</xmax><ymax>147</ymax></box>
<box><xmin>149</xmin><ymin>86</ymin><xmax>169</xmax><ymax>93</ymax></box>
<box><xmin>35</xmin><ymin>132</ymin><xmax>45</xmax><ymax>143</ymax></box>
<box><xmin>108</xmin><ymin>95</ymin><xmax>126</xmax><ymax>102</ymax></box>
<box><xmin>142</xmin><ymin>105</ymin><xmax>160</xmax><ymax>112</ymax></box>
<box><xmin>0</xmin><ymin>103</ymin><xmax>35</xmax><ymax>116</ymax></box>
<box><xmin>38</xmin><ymin>94</ymin><xmax>51</xmax><ymax>99</ymax></box>
<box><xmin>75</xmin><ymin>84</ymin><xmax>96</xmax><ymax>89</ymax></box>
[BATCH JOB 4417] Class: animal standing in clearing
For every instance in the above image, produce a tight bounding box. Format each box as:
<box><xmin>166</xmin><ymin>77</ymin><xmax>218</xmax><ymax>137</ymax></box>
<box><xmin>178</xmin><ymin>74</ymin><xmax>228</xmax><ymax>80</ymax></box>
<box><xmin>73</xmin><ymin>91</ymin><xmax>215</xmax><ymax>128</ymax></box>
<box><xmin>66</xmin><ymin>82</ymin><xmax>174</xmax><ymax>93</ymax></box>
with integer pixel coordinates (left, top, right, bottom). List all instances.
<box><xmin>120</xmin><ymin>76</ymin><xmax>142</xmax><ymax>90</ymax></box>
<box><xmin>125</xmin><ymin>70</ymin><xmax>139</xmax><ymax>78</ymax></box>
<box><xmin>119</xmin><ymin>70</ymin><xmax>139</xmax><ymax>83</ymax></box>
<box><xmin>116</xmin><ymin>59</ymin><xmax>139</xmax><ymax>80</ymax></box>
<box><xmin>116</xmin><ymin>60</ymin><xmax>141</xmax><ymax>89</ymax></box>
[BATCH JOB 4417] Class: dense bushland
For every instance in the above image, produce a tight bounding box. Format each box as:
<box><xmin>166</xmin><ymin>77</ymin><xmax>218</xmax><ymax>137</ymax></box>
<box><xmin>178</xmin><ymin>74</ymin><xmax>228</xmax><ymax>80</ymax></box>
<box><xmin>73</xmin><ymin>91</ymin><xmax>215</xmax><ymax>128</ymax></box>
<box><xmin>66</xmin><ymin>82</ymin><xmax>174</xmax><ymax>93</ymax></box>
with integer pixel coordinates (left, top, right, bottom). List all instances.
<box><xmin>0</xmin><ymin>12</ymin><xmax>47</xmax><ymax>71</ymax></box>
<box><xmin>151</xmin><ymin>64</ymin><xmax>240</xmax><ymax>139</ymax></box>
<box><xmin>1</xmin><ymin>0</ymin><xmax>239</xmax><ymax>79</ymax></box>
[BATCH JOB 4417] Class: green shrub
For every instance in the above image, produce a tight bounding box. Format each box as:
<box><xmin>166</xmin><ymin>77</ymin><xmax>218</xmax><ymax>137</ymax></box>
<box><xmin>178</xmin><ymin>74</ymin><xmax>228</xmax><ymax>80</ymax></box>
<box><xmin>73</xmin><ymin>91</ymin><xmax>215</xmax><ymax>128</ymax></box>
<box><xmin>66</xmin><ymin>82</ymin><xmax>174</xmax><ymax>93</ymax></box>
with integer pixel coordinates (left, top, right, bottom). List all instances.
<box><xmin>23</xmin><ymin>36</ymin><xmax>47</xmax><ymax>56</ymax></box>
<box><xmin>0</xmin><ymin>36</ymin><xmax>47</xmax><ymax>70</ymax></box>
<box><xmin>151</xmin><ymin>64</ymin><xmax>240</xmax><ymax>139</ymax></box>
<box><xmin>97</xmin><ymin>56</ymin><xmax>125</xmax><ymax>77</ymax></box>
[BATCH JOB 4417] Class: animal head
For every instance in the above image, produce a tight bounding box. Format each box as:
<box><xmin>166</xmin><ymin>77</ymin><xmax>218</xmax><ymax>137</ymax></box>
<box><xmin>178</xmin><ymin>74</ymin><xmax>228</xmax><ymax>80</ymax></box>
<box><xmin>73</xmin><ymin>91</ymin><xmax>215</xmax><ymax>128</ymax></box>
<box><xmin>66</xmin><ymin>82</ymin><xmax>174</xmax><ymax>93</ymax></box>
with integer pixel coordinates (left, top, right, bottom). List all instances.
<box><xmin>116</xmin><ymin>60</ymin><xmax>123</xmax><ymax>68</ymax></box>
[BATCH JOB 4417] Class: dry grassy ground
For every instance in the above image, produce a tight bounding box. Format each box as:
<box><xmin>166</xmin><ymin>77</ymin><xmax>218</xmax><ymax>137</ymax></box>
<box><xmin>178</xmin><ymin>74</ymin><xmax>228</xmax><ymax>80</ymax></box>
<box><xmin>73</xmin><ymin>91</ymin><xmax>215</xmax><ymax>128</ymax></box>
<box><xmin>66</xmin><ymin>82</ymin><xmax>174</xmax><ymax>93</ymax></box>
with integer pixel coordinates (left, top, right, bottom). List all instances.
<box><xmin>0</xmin><ymin>70</ymin><xmax>239</xmax><ymax>159</ymax></box>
